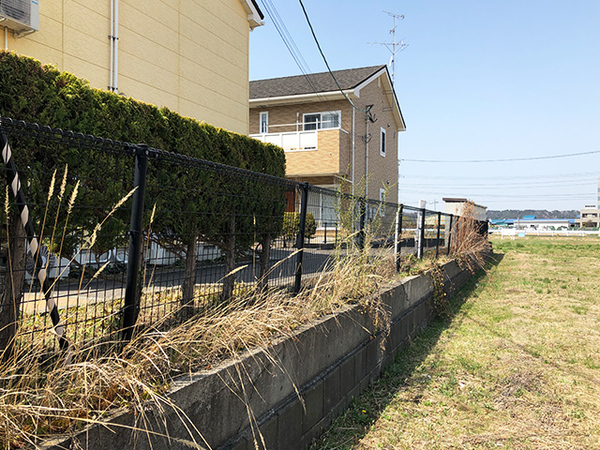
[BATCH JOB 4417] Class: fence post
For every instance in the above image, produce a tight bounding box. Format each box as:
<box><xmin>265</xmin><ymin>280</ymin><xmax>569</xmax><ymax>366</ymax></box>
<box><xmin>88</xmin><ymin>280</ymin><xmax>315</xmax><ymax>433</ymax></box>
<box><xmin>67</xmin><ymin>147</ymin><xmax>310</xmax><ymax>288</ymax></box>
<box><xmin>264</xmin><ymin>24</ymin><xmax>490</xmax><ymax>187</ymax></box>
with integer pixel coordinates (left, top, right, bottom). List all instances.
<box><xmin>417</xmin><ymin>207</ymin><xmax>426</xmax><ymax>259</ymax></box>
<box><xmin>0</xmin><ymin>124</ymin><xmax>69</xmax><ymax>352</ymax></box>
<box><xmin>357</xmin><ymin>197</ymin><xmax>366</xmax><ymax>250</ymax></box>
<box><xmin>447</xmin><ymin>214</ymin><xmax>454</xmax><ymax>256</ymax></box>
<box><xmin>395</xmin><ymin>204</ymin><xmax>403</xmax><ymax>272</ymax></box>
<box><xmin>294</xmin><ymin>183</ymin><xmax>309</xmax><ymax>295</ymax></box>
<box><xmin>323</xmin><ymin>222</ymin><xmax>327</xmax><ymax>245</ymax></box>
<box><xmin>435</xmin><ymin>212</ymin><xmax>441</xmax><ymax>259</ymax></box>
<box><xmin>122</xmin><ymin>144</ymin><xmax>152</xmax><ymax>341</ymax></box>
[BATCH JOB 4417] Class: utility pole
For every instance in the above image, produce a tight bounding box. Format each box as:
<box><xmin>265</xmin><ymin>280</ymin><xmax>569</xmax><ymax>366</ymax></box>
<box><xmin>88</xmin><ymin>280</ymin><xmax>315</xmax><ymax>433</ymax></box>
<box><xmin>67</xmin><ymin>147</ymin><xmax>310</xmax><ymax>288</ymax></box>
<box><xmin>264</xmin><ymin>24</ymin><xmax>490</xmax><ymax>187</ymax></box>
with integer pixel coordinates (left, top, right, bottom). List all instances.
<box><xmin>368</xmin><ymin>11</ymin><xmax>408</xmax><ymax>85</ymax></box>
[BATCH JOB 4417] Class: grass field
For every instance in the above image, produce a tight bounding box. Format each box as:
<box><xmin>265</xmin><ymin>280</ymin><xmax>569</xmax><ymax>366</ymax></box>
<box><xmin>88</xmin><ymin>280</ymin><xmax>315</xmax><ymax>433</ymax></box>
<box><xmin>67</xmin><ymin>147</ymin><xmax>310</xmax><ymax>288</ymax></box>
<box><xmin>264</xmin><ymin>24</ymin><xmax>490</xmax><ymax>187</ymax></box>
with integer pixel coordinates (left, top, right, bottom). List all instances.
<box><xmin>314</xmin><ymin>236</ymin><xmax>600</xmax><ymax>449</ymax></box>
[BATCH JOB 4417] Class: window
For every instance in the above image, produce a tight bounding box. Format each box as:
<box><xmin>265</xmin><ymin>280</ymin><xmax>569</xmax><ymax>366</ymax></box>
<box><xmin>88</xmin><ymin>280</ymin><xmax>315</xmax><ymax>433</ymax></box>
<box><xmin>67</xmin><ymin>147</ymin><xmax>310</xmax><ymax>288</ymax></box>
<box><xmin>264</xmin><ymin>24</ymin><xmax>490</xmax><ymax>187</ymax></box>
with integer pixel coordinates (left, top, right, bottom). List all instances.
<box><xmin>303</xmin><ymin>111</ymin><xmax>340</xmax><ymax>131</ymax></box>
<box><xmin>260</xmin><ymin>112</ymin><xmax>269</xmax><ymax>134</ymax></box>
<box><xmin>379</xmin><ymin>188</ymin><xmax>386</xmax><ymax>216</ymax></box>
<box><xmin>380</xmin><ymin>127</ymin><xmax>386</xmax><ymax>156</ymax></box>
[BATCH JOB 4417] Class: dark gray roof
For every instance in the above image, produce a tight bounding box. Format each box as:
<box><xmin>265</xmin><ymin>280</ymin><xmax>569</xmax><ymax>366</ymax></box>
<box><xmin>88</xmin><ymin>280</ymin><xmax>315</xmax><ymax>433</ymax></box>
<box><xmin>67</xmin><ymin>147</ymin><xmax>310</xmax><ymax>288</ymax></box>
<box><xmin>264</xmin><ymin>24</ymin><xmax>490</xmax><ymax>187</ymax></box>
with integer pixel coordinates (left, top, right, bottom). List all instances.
<box><xmin>250</xmin><ymin>65</ymin><xmax>387</xmax><ymax>99</ymax></box>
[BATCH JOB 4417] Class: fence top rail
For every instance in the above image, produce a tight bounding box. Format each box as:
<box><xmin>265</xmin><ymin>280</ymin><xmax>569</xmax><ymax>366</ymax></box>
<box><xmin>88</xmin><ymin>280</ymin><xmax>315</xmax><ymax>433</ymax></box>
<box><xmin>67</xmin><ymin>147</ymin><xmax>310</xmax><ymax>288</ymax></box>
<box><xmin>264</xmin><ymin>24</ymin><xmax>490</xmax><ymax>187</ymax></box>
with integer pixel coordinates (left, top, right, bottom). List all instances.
<box><xmin>0</xmin><ymin>117</ymin><xmax>137</xmax><ymax>157</ymax></box>
<box><xmin>0</xmin><ymin>117</ymin><xmax>296</xmax><ymax>188</ymax></box>
<box><xmin>0</xmin><ymin>117</ymin><xmax>475</xmax><ymax>222</ymax></box>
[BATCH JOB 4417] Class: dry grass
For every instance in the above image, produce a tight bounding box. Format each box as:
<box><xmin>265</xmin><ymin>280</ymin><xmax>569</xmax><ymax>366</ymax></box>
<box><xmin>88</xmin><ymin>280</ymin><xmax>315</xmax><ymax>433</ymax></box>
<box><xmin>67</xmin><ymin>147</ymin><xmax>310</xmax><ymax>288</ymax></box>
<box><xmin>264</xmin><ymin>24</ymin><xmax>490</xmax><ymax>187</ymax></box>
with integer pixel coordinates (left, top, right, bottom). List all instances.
<box><xmin>314</xmin><ymin>236</ymin><xmax>600</xmax><ymax>449</ymax></box>
<box><xmin>0</xmin><ymin>236</ymin><xmax>405</xmax><ymax>448</ymax></box>
<box><xmin>0</xmin><ymin>189</ymin><xmax>490</xmax><ymax>448</ymax></box>
<box><xmin>450</xmin><ymin>201</ymin><xmax>491</xmax><ymax>273</ymax></box>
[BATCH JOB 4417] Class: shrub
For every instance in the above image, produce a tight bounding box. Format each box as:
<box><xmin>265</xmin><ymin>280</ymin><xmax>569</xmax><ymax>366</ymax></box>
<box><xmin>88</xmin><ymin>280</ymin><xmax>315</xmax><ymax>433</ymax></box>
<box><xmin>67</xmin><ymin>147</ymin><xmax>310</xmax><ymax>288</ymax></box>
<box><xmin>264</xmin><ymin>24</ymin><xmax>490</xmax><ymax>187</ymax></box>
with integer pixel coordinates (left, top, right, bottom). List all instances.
<box><xmin>282</xmin><ymin>212</ymin><xmax>317</xmax><ymax>245</ymax></box>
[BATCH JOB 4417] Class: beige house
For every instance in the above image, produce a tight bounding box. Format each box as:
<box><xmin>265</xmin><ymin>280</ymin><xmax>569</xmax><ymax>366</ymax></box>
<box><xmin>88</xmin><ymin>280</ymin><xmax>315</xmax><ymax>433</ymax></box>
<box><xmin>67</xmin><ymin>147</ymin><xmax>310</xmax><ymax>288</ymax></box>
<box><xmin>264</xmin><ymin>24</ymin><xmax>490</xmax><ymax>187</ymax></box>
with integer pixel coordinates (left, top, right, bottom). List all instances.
<box><xmin>1</xmin><ymin>0</ymin><xmax>263</xmax><ymax>134</ymax></box>
<box><xmin>574</xmin><ymin>178</ymin><xmax>600</xmax><ymax>228</ymax></box>
<box><xmin>575</xmin><ymin>206</ymin><xmax>600</xmax><ymax>228</ymax></box>
<box><xmin>249</xmin><ymin>65</ymin><xmax>406</xmax><ymax>203</ymax></box>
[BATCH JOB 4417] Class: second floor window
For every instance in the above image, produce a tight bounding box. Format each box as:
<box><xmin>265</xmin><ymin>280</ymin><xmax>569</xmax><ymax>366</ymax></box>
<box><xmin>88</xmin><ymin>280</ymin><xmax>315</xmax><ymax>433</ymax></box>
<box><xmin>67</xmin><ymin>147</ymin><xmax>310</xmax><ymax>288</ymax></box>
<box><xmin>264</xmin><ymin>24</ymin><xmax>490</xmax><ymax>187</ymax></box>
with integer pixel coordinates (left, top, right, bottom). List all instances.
<box><xmin>303</xmin><ymin>111</ymin><xmax>340</xmax><ymax>131</ymax></box>
<box><xmin>260</xmin><ymin>112</ymin><xmax>269</xmax><ymax>133</ymax></box>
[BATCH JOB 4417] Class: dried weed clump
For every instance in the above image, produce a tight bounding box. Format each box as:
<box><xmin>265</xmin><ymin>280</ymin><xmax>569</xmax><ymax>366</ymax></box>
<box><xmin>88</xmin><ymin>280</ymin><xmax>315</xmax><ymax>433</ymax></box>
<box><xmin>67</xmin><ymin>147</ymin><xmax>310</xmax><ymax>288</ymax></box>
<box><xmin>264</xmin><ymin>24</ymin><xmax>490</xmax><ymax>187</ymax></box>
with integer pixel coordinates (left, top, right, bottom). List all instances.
<box><xmin>450</xmin><ymin>200</ymin><xmax>491</xmax><ymax>273</ymax></box>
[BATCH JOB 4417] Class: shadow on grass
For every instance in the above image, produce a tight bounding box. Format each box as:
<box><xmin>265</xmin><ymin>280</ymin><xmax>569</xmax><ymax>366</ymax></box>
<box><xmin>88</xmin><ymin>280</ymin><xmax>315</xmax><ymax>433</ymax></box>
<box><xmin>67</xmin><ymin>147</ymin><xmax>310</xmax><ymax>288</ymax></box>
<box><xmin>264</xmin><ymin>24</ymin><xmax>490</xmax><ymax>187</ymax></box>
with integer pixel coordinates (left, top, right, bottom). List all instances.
<box><xmin>313</xmin><ymin>252</ymin><xmax>505</xmax><ymax>449</ymax></box>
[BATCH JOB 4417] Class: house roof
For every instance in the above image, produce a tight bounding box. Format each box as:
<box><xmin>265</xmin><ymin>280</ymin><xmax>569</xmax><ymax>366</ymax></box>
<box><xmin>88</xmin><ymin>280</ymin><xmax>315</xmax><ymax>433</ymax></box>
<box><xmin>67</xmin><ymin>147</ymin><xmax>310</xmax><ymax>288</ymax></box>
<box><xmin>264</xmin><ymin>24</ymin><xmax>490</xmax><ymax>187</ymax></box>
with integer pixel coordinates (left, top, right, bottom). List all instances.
<box><xmin>442</xmin><ymin>198</ymin><xmax>487</xmax><ymax>210</ymax></box>
<box><xmin>250</xmin><ymin>65</ymin><xmax>386</xmax><ymax>99</ymax></box>
<box><xmin>250</xmin><ymin>65</ymin><xmax>406</xmax><ymax>131</ymax></box>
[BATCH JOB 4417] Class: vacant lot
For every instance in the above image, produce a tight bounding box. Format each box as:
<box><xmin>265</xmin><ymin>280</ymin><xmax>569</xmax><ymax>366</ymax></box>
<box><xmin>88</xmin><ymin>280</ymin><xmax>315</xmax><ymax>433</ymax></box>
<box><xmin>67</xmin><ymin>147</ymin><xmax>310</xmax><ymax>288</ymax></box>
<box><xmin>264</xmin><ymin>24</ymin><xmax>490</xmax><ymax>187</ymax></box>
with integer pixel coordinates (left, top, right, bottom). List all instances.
<box><xmin>315</xmin><ymin>236</ymin><xmax>600</xmax><ymax>449</ymax></box>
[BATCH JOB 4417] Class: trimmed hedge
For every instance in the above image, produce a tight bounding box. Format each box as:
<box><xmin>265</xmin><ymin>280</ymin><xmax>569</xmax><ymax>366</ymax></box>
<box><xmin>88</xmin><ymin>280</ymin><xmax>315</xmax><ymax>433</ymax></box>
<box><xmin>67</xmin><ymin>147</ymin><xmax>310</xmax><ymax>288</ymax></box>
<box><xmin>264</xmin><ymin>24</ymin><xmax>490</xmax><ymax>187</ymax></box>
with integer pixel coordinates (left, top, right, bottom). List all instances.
<box><xmin>0</xmin><ymin>51</ymin><xmax>285</xmax><ymax>176</ymax></box>
<box><xmin>0</xmin><ymin>51</ymin><xmax>288</xmax><ymax>306</ymax></box>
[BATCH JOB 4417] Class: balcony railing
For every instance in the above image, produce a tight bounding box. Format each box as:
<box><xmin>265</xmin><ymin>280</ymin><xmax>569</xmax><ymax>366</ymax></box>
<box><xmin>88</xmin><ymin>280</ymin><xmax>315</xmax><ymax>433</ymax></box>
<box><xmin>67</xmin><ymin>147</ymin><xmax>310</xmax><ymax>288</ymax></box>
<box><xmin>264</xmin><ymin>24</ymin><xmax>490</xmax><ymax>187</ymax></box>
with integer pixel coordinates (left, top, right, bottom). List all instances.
<box><xmin>250</xmin><ymin>130</ymin><xmax>318</xmax><ymax>151</ymax></box>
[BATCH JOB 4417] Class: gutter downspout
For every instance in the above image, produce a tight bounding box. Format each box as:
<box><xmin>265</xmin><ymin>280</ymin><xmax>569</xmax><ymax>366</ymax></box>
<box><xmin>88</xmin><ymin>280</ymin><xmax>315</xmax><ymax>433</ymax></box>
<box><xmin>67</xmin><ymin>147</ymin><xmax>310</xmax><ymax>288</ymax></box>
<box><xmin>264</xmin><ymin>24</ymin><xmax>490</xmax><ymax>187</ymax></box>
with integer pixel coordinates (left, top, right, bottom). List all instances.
<box><xmin>4</xmin><ymin>26</ymin><xmax>8</xmax><ymax>50</ymax></box>
<box><xmin>351</xmin><ymin>107</ymin><xmax>355</xmax><ymax>197</ymax></box>
<box><xmin>114</xmin><ymin>0</ymin><xmax>119</xmax><ymax>93</ymax></box>
<box><xmin>365</xmin><ymin>112</ymin><xmax>369</xmax><ymax>199</ymax></box>
<box><xmin>109</xmin><ymin>0</ymin><xmax>114</xmax><ymax>90</ymax></box>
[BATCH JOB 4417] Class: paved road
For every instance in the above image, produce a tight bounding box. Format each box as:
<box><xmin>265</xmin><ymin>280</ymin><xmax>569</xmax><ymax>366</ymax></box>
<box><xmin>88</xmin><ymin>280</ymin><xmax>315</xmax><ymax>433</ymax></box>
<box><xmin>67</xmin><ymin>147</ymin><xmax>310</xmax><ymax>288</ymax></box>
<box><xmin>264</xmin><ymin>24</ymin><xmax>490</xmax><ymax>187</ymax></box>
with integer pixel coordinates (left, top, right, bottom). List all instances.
<box><xmin>20</xmin><ymin>241</ymin><xmax>436</xmax><ymax>314</ymax></box>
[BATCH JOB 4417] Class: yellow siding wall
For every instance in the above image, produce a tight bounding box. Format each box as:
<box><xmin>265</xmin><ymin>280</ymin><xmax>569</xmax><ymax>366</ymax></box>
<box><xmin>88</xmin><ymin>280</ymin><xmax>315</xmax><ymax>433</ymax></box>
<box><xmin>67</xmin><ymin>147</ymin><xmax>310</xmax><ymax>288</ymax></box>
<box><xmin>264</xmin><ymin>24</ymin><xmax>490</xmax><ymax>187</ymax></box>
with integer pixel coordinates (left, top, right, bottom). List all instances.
<box><xmin>284</xmin><ymin>129</ymin><xmax>348</xmax><ymax>176</ymax></box>
<box><xmin>4</xmin><ymin>0</ymin><xmax>252</xmax><ymax>134</ymax></box>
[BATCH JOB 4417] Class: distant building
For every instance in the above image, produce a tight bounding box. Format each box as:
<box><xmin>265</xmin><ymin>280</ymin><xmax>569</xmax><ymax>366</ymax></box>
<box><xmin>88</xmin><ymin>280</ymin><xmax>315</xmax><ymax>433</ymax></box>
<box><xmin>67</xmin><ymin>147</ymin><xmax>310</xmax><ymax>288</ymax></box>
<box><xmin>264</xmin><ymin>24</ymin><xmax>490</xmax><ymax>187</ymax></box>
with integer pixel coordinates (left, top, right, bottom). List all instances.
<box><xmin>574</xmin><ymin>177</ymin><xmax>600</xmax><ymax>228</ymax></box>
<box><xmin>575</xmin><ymin>206</ymin><xmax>600</xmax><ymax>228</ymax></box>
<box><xmin>442</xmin><ymin>198</ymin><xmax>487</xmax><ymax>221</ymax></box>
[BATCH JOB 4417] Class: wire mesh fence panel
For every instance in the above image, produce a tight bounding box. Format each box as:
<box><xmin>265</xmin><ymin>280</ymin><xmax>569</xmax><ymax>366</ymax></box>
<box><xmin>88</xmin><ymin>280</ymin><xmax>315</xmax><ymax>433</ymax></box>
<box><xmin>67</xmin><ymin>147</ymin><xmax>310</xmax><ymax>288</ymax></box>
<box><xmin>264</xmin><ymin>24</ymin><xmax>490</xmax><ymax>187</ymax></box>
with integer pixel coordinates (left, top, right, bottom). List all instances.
<box><xmin>0</xmin><ymin>119</ymin><xmax>136</xmax><ymax>351</ymax></box>
<box><xmin>399</xmin><ymin>205</ymin><xmax>420</xmax><ymax>257</ymax></box>
<box><xmin>139</xmin><ymin>152</ymin><xmax>293</xmax><ymax>324</ymax></box>
<box><xmin>422</xmin><ymin>210</ymin><xmax>439</xmax><ymax>256</ymax></box>
<box><xmin>300</xmin><ymin>186</ymin><xmax>339</xmax><ymax>282</ymax></box>
<box><xmin>0</xmin><ymin>118</ymin><xmax>484</xmax><ymax>353</ymax></box>
<box><xmin>364</xmin><ymin>199</ymin><xmax>397</xmax><ymax>249</ymax></box>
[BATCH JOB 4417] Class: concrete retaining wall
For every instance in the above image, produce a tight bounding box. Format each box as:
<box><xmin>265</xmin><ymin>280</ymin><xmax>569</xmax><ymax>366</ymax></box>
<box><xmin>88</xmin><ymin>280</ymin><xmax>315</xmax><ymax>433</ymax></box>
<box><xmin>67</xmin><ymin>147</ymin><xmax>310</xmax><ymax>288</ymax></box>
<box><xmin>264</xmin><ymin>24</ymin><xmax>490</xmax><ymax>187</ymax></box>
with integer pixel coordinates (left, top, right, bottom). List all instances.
<box><xmin>44</xmin><ymin>260</ymin><xmax>472</xmax><ymax>450</ymax></box>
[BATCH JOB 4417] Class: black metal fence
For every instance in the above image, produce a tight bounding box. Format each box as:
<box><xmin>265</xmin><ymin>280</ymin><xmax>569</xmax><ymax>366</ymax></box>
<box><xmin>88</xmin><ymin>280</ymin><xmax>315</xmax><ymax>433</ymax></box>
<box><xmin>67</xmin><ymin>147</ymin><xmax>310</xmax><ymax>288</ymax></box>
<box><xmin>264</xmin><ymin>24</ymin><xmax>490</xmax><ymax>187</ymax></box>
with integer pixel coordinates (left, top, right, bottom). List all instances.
<box><xmin>0</xmin><ymin>118</ymin><xmax>486</xmax><ymax>352</ymax></box>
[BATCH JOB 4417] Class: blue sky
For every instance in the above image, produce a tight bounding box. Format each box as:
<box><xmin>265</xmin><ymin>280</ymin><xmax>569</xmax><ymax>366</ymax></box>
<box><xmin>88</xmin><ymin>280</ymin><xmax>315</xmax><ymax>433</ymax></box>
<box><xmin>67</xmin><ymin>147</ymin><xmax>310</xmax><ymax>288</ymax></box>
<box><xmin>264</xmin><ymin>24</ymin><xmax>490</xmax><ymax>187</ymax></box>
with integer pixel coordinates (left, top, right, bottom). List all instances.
<box><xmin>249</xmin><ymin>0</ymin><xmax>600</xmax><ymax>211</ymax></box>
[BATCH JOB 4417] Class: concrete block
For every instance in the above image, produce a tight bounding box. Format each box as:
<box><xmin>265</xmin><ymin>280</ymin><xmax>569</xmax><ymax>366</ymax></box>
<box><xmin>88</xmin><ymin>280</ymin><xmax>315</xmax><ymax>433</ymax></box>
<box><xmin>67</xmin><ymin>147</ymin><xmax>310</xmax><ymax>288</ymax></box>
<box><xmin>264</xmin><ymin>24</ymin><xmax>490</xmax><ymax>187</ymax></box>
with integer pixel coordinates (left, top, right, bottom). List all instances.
<box><xmin>347</xmin><ymin>385</ymin><xmax>361</xmax><ymax>404</ymax></box>
<box><xmin>302</xmin><ymin>381</ymin><xmax>324</xmax><ymax>434</ymax></box>
<box><xmin>257</xmin><ymin>414</ymin><xmax>278</xmax><ymax>450</ymax></box>
<box><xmin>41</xmin><ymin>260</ymin><xmax>476</xmax><ymax>450</ymax></box>
<box><xmin>323</xmin><ymin>365</ymin><xmax>342</xmax><ymax>413</ymax></box>
<box><xmin>277</xmin><ymin>400</ymin><xmax>303</xmax><ymax>450</ymax></box>
<box><xmin>366</xmin><ymin>338</ymin><xmax>379</xmax><ymax>374</ymax></box>
<box><xmin>339</xmin><ymin>354</ymin><xmax>356</xmax><ymax>397</ymax></box>
<box><xmin>355</xmin><ymin>345</ymin><xmax>368</xmax><ymax>383</ymax></box>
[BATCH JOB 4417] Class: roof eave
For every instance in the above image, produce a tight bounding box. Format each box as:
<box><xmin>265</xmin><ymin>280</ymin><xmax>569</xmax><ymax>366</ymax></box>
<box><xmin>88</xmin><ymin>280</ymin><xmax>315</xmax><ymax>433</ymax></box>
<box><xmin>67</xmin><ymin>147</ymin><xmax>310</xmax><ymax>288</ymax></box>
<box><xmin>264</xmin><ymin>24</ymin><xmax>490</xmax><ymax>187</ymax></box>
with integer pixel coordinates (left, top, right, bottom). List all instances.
<box><xmin>376</xmin><ymin>67</ymin><xmax>406</xmax><ymax>132</ymax></box>
<box><xmin>250</xmin><ymin>90</ymin><xmax>356</xmax><ymax>107</ymax></box>
<box><xmin>241</xmin><ymin>0</ymin><xmax>265</xmax><ymax>29</ymax></box>
<box><xmin>250</xmin><ymin>65</ymin><xmax>406</xmax><ymax>132</ymax></box>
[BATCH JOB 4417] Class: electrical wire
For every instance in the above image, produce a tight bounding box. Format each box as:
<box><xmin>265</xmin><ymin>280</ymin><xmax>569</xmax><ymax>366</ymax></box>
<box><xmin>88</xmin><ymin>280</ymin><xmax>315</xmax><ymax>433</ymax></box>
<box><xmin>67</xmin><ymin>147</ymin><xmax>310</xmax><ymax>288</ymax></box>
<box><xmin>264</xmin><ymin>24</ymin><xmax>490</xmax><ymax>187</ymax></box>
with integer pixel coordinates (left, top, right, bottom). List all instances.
<box><xmin>298</xmin><ymin>0</ymin><xmax>372</xmax><ymax>114</ymax></box>
<box><xmin>402</xmin><ymin>170</ymin><xmax>600</xmax><ymax>181</ymax></box>
<box><xmin>257</xmin><ymin>0</ymin><xmax>345</xmax><ymax>121</ymax></box>
<box><xmin>401</xmin><ymin>150</ymin><xmax>600</xmax><ymax>163</ymax></box>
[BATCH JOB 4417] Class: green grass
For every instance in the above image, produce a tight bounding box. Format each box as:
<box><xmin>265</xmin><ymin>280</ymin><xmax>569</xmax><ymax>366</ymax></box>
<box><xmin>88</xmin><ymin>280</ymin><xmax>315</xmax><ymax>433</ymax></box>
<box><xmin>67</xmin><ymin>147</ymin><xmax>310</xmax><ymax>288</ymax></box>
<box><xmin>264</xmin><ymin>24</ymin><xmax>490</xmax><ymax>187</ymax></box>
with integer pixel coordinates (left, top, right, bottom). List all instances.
<box><xmin>313</xmin><ymin>236</ymin><xmax>600</xmax><ymax>449</ymax></box>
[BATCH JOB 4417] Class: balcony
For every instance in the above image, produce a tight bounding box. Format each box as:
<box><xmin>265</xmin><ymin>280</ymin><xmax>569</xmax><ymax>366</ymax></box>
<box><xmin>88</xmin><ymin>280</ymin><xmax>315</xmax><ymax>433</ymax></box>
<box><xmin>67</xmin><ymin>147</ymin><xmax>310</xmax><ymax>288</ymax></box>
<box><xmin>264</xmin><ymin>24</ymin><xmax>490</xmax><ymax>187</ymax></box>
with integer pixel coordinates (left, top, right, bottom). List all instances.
<box><xmin>251</xmin><ymin>125</ymin><xmax>350</xmax><ymax>184</ymax></box>
<box><xmin>250</xmin><ymin>130</ymin><xmax>318</xmax><ymax>151</ymax></box>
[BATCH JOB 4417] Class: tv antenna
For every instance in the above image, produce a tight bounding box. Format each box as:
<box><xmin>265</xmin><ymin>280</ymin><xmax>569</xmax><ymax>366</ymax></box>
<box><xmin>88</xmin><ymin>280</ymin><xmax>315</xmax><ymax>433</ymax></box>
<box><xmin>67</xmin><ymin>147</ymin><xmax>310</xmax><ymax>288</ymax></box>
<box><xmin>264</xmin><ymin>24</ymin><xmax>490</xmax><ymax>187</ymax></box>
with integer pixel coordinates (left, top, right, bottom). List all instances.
<box><xmin>368</xmin><ymin>11</ymin><xmax>408</xmax><ymax>85</ymax></box>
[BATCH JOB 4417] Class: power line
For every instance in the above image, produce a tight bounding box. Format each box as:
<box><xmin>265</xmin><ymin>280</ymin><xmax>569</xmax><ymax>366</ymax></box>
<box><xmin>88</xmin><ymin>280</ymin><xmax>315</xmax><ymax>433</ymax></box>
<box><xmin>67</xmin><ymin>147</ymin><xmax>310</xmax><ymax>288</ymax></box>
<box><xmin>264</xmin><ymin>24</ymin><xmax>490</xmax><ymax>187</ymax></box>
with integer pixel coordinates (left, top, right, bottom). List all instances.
<box><xmin>257</xmin><ymin>0</ymin><xmax>341</xmax><ymax>119</ymax></box>
<box><xmin>402</xmin><ymin>171</ymin><xmax>600</xmax><ymax>181</ymax></box>
<box><xmin>407</xmin><ymin>180</ymin><xmax>598</xmax><ymax>189</ymax></box>
<box><xmin>298</xmin><ymin>0</ymin><xmax>371</xmax><ymax>113</ymax></box>
<box><xmin>401</xmin><ymin>149</ymin><xmax>600</xmax><ymax>163</ymax></box>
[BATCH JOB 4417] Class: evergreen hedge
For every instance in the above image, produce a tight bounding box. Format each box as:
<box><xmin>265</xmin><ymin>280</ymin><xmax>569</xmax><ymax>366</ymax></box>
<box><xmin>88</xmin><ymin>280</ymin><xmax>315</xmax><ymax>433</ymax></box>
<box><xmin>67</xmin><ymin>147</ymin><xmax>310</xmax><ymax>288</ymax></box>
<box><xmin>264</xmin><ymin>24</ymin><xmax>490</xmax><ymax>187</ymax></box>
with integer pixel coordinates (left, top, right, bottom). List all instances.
<box><xmin>0</xmin><ymin>51</ymin><xmax>288</xmax><ymax>307</ymax></box>
<box><xmin>0</xmin><ymin>51</ymin><xmax>285</xmax><ymax>176</ymax></box>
